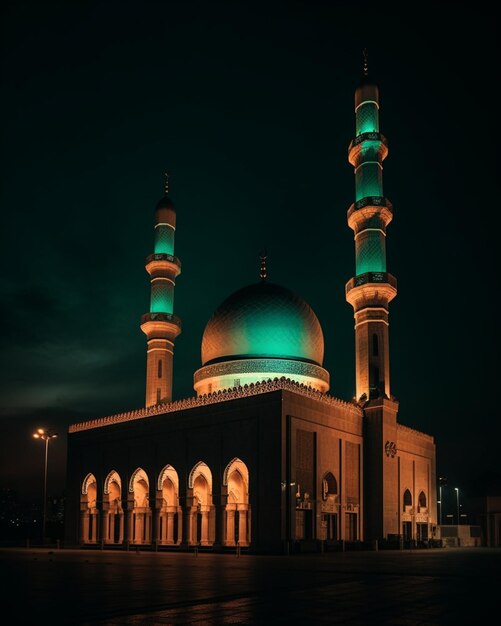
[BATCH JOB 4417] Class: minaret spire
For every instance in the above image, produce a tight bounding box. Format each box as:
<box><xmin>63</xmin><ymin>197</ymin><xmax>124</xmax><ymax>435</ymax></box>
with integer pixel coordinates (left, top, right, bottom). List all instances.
<box><xmin>140</xmin><ymin>176</ymin><xmax>182</xmax><ymax>406</ymax></box>
<box><xmin>362</xmin><ymin>48</ymin><xmax>369</xmax><ymax>76</ymax></box>
<box><xmin>259</xmin><ymin>250</ymin><xmax>268</xmax><ymax>281</ymax></box>
<box><xmin>346</xmin><ymin>62</ymin><xmax>397</xmax><ymax>402</ymax></box>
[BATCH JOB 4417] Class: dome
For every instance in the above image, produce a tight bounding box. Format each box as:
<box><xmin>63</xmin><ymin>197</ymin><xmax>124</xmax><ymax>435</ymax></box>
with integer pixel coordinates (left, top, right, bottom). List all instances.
<box><xmin>201</xmin><ymin>282</ymin><xmax>325</xmax><ymax>367</ymax></box>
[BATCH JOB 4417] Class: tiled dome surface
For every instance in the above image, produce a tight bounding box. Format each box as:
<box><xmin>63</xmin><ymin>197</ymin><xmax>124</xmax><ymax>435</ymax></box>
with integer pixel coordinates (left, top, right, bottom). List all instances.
<box><xmin>201</xmin><ymin>282</ymin><xmax>324</xmax><ymax>366</ymax></box>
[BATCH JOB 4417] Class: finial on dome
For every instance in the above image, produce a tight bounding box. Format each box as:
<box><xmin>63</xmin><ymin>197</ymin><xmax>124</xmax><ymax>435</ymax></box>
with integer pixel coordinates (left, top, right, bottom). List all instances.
<box><xmin>259</xmin><ymin>250</ymin><xmax>267</xmax><ymax>281</ymax></box>
<box><xmin>363</xmin><ymin>48</ymin><xmax>369</xmax><ymax>77</ymax></box>
<box><xmin>164</xmin><ymin>172</ymin><xmax>169</xmax><ymax>195</ymax></box>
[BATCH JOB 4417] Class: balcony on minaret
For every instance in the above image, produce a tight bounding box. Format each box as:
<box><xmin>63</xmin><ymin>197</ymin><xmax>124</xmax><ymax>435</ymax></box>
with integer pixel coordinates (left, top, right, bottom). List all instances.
<box><xmin>346</xmin><ymin>272</ymin><xmax>397</xmax><ymax>293</ymax></box>
<box><xmin>345</xmin><ymin>272</ymin><xmax>397</xmax><ymax>313</ymax></box>
<box><xmin>347</xmin><ymin>196</ymin><xmax>393</xmax><ymax>232</ymax></box>
<box><xmin>145</xmin><ymin>253</ymin><xmax>181</xmax><ymax>276</ymax></box>
<box><xmin>354</xmin><ymin>196</ymin><xmax>391</xmax><ymax>210</ymax></box>
<box><xmin>141</xmin><ymin>312</ymin><xmax>182</xmax><ymax>326</ymax></box>
<box><xmin>348</xmin><ymin>132</ymin><xmax>388</xmax><ymax>168</ymax></box>
<box><xmin>140</xmin><ymin>312</ymin><xmax>182</xmax><ymax>344</ymax></box>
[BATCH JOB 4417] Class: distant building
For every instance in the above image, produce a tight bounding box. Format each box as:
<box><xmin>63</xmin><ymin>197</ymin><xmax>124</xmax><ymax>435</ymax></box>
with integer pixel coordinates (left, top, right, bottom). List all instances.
<box><xmin>437</xmin><ymin>525</ymin><xmax>481</xmax><ymax>548</ymax></box>
<box><xmin>65</xmin><ymin>63</ymin><xmax>437</xmax><ymax>553</ymax></box>
<box><xmin>468</xmin><ymin>496</ymin><xmax>501</xmax><ymax>547</ymax></box>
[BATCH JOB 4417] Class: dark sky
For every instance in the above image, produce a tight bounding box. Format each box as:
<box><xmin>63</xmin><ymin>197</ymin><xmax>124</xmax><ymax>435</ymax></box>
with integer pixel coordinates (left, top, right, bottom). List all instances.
<box><xmin>1</xmin><ymin>1</ymin><xmax>498</xmax><ymax>504</ymax></box>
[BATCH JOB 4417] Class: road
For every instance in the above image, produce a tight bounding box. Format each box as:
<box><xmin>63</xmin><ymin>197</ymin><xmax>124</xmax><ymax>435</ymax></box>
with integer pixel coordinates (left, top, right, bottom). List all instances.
<box><xmin>1</xmin><ymin>547</ymin><xmax>499</xmax><ymax>624</ymax></box>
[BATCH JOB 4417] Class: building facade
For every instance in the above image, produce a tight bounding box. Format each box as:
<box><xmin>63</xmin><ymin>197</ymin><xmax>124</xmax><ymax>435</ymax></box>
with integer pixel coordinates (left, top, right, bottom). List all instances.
<box><xmin>66</xmin><ymin>66</ymin><xmax>437</xmax><ymax>553</ymax></box>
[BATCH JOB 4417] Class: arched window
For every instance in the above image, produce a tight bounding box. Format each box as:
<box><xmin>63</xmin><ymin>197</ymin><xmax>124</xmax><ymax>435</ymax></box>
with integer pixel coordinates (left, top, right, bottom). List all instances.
<box><xmin>322</xmin><ymin>472</ymin><xmax>338</xmax><ymax>500</ymax></box>
<box><xmin>158</xmin><ymin>360</ymin><xmax>163</xmax><ymax>378</ymax></box>
<box><xmin>418</xmin><ymin>491</ymin><xmax>427</xmax><ymax>508</ymax></box>
<box><xmin>372</xmin><ymin>333</ymin><xmax>379</xmax><ymax>357</ymax></box>
<box><xmin>403</xmin><ymin>489</ymin><xmax>412</xmax><ymax>510</ymax></box>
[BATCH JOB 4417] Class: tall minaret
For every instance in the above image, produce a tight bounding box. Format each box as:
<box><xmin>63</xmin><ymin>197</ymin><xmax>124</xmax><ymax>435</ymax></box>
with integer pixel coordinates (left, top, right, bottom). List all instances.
<box><xmin>140</xmin><ymin>175</ymin><xmax>182</xmax><ymax>406</ymax></box>
<box><xmin>345</xmin><ymin>52</ymin><xmax>397</xmax><ymax>402</ymax></box>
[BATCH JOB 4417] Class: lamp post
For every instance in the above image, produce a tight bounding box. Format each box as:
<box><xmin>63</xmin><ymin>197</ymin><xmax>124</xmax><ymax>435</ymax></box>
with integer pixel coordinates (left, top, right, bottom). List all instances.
<box><xmin>454</xmin><ymin>487</ymin><xmax>459</xmax><ymax>526</ymax></box>
<box><xmin>33</xmin><ymin>428</ymin><xmax>58</xmax><ymax>542</ymax></box>
<box><xmin>438</xmin><ymin>476</ymin><xmax>447</xmax><ymax>526</ymax></box>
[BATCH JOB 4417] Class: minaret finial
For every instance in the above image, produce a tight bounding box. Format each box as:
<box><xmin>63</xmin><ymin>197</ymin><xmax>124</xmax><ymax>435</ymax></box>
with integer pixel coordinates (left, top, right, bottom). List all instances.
<box><xmin>363</xmin><ymin>48</ymin><xmax>369</xmax><ymax>77</ymax></box>
<box><xmin>164</xmin><ymin>172</ymin><xmax>169</xmax><ymax>195</ymax></box>
<box><xmin>259</xmin><ymin>249</ymin><xmax>267</xmax><ymax>281</ymax></box>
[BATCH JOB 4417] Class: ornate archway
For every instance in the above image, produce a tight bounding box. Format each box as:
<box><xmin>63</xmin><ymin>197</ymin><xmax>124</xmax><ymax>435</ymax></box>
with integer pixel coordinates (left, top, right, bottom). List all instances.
<box><xmin>127</xmin><ymin>468</ymin><xmax>152</xmax><ymax>545</ymax></box>
<box><xmin>320</xmin><ymin>471</ymin><xmax>338</xmax><ymax>541</ymax></box>
<box><xmin>101</xmin><ymin>470</ymin><xmax>124</xmax><ymax>544</ymax></box>
<box><xmin>156</xmin><ymin>465</ymin><xmax>182</xmax><ymax>545</ymax></box>
<box><xmin>187</xmin><ymin>461</ymin><xmax>215</xmax><ymax>546</ymax></box>
<box><xmin>222</xmin><ymin>458</ymin><xmax>250</xmax><ymax>547</ymax></box>
<box><xmin>80</xmin><ymin>473</ymin><xmax>98</xmax><ymax>544</ymax></box>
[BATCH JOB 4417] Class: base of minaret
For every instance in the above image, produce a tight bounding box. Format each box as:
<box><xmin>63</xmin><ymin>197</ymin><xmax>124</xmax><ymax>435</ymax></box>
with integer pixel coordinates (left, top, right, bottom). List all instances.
<box><xmin>346</xmin><ymin>272</ymin><xmax>397</xmax><ymax>402</ymax></box>
<box><xmin>141</xmin><ymin>313</ymin><xmax>181</xmax><ymax>406</ymax></box>
<box><xmin>363</xmin><ymin>397</ymin><xmax>400</xmax><ymax>542</ymax></box>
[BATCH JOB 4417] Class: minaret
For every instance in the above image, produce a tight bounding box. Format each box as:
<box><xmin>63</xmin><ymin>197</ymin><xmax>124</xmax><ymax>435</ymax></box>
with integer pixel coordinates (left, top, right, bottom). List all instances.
<box><xmin>345</xmin><ymin>51</ymin><xmax>397</xmax><ymax>402</ymax></box>
<box><xmin>140</xmin><ymin>174</ymin><xmax>182</xmax><ymax>406</ymax></box>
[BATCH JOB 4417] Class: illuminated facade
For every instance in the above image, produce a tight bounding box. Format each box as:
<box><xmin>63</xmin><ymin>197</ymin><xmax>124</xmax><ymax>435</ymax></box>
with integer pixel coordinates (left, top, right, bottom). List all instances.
<box><xmin>66</xmin><ymin>65</ymin><xmax>437</xmax><ymax>553</ymax></box>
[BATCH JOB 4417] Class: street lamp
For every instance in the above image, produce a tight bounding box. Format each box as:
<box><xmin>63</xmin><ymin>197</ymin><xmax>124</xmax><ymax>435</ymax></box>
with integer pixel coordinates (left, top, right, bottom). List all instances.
<box><xmin>33</xmin><ymin>428</ymin><xmax>58</xmax><ymax>542</ymax></box>
<box><xmin>438</xmin><ymin>476</ymin><xmax>447</xmax><ymax>526</ymax></box>
<box><xmin>454</xmin><ymin>487</ymin><xmax>459</xmax><ymax>526</ymax></box>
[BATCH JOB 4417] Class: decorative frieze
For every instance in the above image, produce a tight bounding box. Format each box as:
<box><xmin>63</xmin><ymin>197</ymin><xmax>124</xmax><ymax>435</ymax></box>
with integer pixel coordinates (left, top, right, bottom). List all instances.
<box><xmin>69</xmin><ymin>377</ymin><xmax>362</xmax><ymax>433</ymax></box>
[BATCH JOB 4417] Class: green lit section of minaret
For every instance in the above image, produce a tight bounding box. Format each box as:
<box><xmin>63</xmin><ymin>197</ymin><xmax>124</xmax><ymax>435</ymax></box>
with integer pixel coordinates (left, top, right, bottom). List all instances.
<box><xmin>150</xmin><ymin>175</ymin><xmax>176</xmax><ymax>314</ymax></box>
<box><xmin>150</xmin><ymin>283</ymin><xmax>174</xmax><ymax>313</ymax></box>
<box><xmin>154</xmin><ymin>217</ymin><xmax>175</xmax><ymax>256</ymax></box>
<box><xmin>349</xmin><ymin>51</ymin><xmax>388</xmax><ymax>275</ymax></box>
<box><xmin>356</xmin><ymin>94</ymin><xmax>379</xmax><ymax>136</ymax></box>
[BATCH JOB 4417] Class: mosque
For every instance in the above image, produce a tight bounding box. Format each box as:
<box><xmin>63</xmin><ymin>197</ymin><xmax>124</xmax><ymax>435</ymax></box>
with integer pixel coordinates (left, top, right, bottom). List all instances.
<box><xmin>65</xmin><ymin>65</ymin><xmax>437</xmax><ymax>553</ymax></box>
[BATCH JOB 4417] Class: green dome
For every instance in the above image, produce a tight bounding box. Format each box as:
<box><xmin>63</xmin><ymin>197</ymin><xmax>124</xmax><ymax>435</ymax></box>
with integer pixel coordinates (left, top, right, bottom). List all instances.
<box><xmin>201</xmin><ymin>282</ymin><xmax>325</xmax><ymax>367</ymax></box>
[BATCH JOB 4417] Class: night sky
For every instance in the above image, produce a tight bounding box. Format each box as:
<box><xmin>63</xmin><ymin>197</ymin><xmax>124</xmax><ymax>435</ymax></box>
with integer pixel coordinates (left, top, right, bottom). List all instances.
<box><xmin>1</xmin><ymin>1</ymin><xmax>498</xmax><ymax>506</ymax></box>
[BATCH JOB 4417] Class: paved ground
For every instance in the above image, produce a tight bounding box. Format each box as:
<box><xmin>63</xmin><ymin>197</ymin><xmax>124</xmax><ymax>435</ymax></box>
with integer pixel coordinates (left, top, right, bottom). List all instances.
<box><xmin>1</xmin><ymin>547</ymin><xmax>499</xmax><ymax>624</ymax></box>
